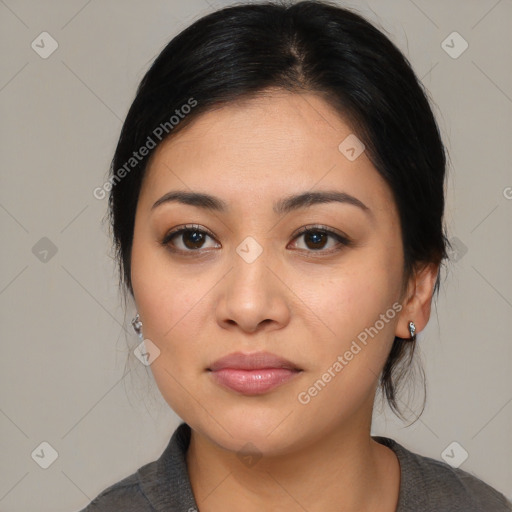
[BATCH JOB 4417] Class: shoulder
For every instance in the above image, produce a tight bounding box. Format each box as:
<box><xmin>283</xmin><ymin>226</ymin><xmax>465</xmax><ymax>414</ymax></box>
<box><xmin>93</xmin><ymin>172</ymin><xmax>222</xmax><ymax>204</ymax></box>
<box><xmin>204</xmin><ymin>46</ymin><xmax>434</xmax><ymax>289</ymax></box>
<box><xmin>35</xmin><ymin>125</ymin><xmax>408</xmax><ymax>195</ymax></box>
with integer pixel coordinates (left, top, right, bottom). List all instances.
<box><xmin>374</xmin><ymin>436</ymin><xmax>512</xmax><ymax>512</ymax></box>
<box><xmin>78</xmin><ymin>471</ymin><xmax>154</xmax><ymax>511</ymax></box>
<box><xmin>77</xmin><ymin>423</ymin><xmax>197</xmax><ymax>511</ymax></box>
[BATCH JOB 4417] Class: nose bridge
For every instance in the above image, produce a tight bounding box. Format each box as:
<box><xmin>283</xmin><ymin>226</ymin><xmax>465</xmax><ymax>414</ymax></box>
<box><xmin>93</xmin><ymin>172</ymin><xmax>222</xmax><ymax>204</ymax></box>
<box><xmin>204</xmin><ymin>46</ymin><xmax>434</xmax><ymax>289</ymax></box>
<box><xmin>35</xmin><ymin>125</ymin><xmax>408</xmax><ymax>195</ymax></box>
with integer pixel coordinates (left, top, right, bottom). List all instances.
<box><xmin>229</xmin><ymin>234</ymin><xmax>272</xmax><ymax>298</ymax></box>
<box><xmin>216</xmin><ymin>233</ymin><xmax>289</xmax><ymax>332</ymax></box>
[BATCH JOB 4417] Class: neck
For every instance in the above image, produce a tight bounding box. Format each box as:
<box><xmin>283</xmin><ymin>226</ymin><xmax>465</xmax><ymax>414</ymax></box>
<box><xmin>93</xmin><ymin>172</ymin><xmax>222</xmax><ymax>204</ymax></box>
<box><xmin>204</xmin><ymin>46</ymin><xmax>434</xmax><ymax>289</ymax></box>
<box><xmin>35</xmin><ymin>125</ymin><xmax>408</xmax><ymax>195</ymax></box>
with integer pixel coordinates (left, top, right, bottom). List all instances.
<box><xmin>186</xmin><ymin>412</ymin><xmax>400</xmax><ymax>512</ymax></box>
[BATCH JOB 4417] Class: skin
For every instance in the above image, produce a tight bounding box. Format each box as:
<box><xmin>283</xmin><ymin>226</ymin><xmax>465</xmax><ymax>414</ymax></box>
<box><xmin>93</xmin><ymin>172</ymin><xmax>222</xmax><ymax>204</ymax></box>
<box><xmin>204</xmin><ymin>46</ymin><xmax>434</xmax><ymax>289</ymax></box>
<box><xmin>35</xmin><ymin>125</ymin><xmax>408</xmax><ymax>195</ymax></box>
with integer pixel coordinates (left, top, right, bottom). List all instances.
<box><xmin>130</xmin><ymin>89</ymin><xmax>439</xmax><ymax>512</ymax></box>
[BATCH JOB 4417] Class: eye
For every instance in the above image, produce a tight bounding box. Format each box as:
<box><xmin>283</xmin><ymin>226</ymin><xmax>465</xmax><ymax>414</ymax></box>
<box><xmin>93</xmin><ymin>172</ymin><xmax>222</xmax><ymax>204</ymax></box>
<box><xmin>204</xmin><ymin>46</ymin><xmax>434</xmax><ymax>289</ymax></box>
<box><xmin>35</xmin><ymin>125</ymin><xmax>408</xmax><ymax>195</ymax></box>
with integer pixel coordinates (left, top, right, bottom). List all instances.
<box><xmin>162</xmin><ymin>224</ymin><xmax>219</xmax><ymax>253</ymax></box>
<box><xmin>162</xmin><ymin>224</ymin><xmax>352</xmax><ymax>255</ymax></box>
<box><xmin>289</xmin><ymin>225</ymin><xmax>351</xmax><ymax>252</ymax></box>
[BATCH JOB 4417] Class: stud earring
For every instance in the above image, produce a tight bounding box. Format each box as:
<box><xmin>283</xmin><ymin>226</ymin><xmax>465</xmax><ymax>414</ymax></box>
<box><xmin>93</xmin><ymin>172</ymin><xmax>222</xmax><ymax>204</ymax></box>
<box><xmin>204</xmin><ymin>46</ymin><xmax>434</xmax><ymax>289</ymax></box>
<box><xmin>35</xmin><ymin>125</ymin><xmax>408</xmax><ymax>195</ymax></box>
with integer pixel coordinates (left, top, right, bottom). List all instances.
<box><xmin>408</xmin><ymin>321</ymin><xmax>416</xmax><ymax>342</ymax></box>
<box><xmin>131</xmin><ymin>313</ymin><xmax>143</xmax><ymax>341</ymax></box>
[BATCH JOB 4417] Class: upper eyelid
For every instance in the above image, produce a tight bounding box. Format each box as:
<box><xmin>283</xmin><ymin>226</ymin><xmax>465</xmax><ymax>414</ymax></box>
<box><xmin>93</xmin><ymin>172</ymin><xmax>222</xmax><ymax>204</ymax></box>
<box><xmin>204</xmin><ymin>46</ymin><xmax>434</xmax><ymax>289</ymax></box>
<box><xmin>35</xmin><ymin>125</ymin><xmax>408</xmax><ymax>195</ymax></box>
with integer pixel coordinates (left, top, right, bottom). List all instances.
<box><xmin>292</xmin><ymin>224</ymin><xmax>350</xmax><ymax>241</ymax></box>
<box><xmin>163</xmin><ymin>224</ymin><xmax>213</xmax><ymax>237</ymax></box>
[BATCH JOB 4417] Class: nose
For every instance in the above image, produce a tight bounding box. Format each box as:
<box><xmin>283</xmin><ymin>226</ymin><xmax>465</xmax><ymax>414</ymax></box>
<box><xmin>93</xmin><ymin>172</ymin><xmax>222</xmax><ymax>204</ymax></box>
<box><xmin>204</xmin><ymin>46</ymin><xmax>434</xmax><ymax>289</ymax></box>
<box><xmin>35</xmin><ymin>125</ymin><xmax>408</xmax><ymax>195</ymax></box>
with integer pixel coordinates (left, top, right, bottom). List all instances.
<box><xmin>215</xmin><ymin>244</ymin><xmax>291</xmax><ymax>334</ymax></box>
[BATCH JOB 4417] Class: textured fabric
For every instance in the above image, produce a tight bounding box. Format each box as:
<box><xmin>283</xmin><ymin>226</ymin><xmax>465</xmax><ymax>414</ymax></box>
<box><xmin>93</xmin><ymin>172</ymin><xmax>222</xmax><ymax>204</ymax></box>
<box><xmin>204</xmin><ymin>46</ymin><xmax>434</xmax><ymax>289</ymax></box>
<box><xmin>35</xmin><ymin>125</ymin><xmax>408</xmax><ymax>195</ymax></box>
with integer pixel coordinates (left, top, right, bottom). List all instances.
<box><xmin>80</xmin><ymin>422</ymin><xmax>512</xmax><ymax>511</ymax></box>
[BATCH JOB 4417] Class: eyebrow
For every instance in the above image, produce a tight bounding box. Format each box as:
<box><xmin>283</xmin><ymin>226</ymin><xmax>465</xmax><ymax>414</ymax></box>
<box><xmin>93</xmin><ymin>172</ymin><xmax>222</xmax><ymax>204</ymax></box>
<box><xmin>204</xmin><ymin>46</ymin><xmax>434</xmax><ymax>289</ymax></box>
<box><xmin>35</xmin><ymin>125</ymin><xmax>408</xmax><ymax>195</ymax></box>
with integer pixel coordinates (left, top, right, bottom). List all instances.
<box><xmin>151</xmin><ymin>190</ymin><xmax>371</xmax><ymax>217</ymax></box>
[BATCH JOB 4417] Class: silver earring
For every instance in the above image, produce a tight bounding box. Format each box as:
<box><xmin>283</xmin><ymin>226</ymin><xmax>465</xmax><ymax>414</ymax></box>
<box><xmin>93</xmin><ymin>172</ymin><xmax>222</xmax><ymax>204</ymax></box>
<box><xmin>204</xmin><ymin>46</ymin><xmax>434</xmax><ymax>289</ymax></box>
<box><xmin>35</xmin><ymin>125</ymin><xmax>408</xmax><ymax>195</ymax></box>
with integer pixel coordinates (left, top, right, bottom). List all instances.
<box><xmin>131</xmin><ymin>313</ymin><xmax>143</xmax><ymax>340</ymax></box>
<box><xmin>408</xmin><ymin>321</ymin><xmax>416</xmax><ymax>342</ymax></box>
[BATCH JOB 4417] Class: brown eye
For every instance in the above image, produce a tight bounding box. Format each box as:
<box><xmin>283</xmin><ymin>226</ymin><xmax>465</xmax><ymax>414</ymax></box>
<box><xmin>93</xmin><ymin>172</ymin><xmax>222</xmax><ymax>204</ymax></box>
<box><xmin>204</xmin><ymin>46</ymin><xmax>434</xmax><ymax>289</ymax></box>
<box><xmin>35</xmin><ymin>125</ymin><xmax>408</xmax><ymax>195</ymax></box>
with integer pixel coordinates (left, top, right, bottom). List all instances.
<box><xmin>302</xmin><ymin>230</ymin><xmax>328</xmax><ymax>250</ymax></box>
<box><xmin>162</xmin><ymin>225</ymin><xmax>219</xmax><ymax>253</ymax></box>
<box><xmin>290</xmin><ymin>226</ymin><xmax>351</xmax><ymax>253</ymax></box>
<box><xmin>180</xmin><ymin>229</ymin><xmax>207</xmax><ymax>249</ymax></box>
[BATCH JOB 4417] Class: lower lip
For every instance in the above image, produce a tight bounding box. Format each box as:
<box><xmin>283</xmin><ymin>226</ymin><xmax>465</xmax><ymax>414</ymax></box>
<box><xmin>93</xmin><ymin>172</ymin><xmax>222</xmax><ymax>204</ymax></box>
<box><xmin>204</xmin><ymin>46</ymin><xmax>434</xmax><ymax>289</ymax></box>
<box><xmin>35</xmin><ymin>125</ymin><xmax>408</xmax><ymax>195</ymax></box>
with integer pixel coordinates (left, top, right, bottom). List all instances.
<box><xmin>209</xmin><ymin>368</ymin><xmax>300</xmax><ymax>395</ymax></box>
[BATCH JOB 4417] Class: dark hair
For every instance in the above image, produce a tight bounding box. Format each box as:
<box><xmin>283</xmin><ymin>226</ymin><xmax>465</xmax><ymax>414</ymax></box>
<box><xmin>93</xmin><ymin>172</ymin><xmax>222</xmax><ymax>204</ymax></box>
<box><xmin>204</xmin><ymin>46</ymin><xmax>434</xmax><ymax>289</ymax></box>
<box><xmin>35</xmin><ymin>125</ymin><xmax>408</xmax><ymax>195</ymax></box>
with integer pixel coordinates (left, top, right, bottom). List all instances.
<box><xmin>107</xmin><ymin>0</ymin><xmax>449</xmax><ymax>420</ymax></box>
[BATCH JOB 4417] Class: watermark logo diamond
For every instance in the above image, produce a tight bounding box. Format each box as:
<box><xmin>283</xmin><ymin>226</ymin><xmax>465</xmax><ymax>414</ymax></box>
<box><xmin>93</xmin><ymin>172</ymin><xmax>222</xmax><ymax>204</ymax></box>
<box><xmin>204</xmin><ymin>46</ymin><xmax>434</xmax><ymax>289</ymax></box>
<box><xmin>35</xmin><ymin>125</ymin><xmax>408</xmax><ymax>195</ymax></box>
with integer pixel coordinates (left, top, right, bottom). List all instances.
<box><xmin>134</xmin><ymin>339</ymin><xmax>161</xmax><ymax>366</ymax></box>
<box><xmin>338</xmin><ymin>134</ymin><xmax>365</xmax><ymax>161</ymax></box>
<box><xmin>32</xmin><ymin>237</ymin><xmax>58</xmax><ymax>263</ymax></box>
<box><xmin>31</xmin><ymin>32</ymin><xmax>59</xmax><ymax>59</ymax></box>
<box><xmin>31</xmin><ymin>441</ymin><xmax>58</xmax><ymax>469</ymax></box>
<box><xmin>441</xmin><ymin>441</ymin><xmax>468</xmax><ymax>468</ymax></box>
<box><xmin>447</xmin><ymin>236</ymin><xmax>468</xmax><ymax>263</ymax></box>
<box><xmin>236</xmin><ymin>236</ymin><xmax>263</xmax><ymax>263</ymax></box>
<box><xmin>441</xmin><ymin>32</ymin><xmax>468</xmax><ymax>59</ymax></box>
<box><xmin>237</xmin><ymin>442</ymin><xmax>262</xmax><ymax>468</ymax></box>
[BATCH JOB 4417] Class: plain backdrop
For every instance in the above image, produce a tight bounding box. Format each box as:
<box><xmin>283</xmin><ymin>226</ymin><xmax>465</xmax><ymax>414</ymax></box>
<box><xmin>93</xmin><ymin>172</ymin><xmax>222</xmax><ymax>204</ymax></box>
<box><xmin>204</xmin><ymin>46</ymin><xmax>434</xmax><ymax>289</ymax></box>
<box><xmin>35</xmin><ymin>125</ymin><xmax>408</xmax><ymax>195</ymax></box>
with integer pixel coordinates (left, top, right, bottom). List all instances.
<box><xmin>0</xmin><ymin>0</ymin><xmax>511</xmax><ymax>510</ymax></box>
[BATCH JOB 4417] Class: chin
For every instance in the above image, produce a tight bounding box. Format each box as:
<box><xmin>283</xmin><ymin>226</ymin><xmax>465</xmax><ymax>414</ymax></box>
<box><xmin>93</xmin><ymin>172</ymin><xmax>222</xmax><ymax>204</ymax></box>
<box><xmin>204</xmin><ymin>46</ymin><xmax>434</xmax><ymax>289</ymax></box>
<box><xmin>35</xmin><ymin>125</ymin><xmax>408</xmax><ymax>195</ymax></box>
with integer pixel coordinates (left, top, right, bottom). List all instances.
<box><xmin>184</xmin><ymin>404</ymin><xmax>308</xmax><ymax>457</ymax></box>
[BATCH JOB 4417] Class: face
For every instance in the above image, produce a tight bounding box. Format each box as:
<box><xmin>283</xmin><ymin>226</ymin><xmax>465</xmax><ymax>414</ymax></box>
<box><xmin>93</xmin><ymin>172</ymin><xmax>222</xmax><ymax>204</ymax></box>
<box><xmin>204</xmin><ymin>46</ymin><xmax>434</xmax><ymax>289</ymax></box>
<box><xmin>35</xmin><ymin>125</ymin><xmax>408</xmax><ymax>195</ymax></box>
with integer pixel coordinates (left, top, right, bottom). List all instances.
<box><xmin>130</xmin><ymin>90</ymin><xmax>408</xmax><ymax>456</ymax></box>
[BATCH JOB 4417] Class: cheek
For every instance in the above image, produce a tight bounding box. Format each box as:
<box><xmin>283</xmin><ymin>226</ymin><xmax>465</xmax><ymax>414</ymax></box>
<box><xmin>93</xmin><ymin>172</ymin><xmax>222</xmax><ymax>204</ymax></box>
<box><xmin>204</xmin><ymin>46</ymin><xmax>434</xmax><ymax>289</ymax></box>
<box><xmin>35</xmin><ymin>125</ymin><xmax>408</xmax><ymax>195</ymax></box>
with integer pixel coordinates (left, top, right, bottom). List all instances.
<box><xmin>306</xmin><ymin>254</ymin><xmax>401</xmax><ymax>331</ymax></box>
<box><xmin>131</xmin><ymin>232</ymin><xmax>211</xmax><ymax>338</ymax></box>
<box><xmin>296</xmin><ymin>245</ymin><xmax>403</xmax><ymax>372</ymax></box>
<box><xmin>291</xmin><ymin>257</ymin><xmax>402</xmax><ymax>423</ymax></box>
<box><xmin>130</xmin><ymin>240</ymin><xmax>212</xmax><ymax>418</ymax></box>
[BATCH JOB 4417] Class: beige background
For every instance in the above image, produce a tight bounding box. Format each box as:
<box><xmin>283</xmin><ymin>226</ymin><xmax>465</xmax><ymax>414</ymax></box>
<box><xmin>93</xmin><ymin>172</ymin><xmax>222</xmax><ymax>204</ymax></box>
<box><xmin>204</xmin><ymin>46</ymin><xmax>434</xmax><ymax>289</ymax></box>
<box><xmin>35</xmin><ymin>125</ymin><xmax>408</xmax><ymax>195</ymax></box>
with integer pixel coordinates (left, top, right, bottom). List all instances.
<box><xmin>1</xmin><ymin>0</ymin><xmax>511</xmax><ymax>510</ymax></box>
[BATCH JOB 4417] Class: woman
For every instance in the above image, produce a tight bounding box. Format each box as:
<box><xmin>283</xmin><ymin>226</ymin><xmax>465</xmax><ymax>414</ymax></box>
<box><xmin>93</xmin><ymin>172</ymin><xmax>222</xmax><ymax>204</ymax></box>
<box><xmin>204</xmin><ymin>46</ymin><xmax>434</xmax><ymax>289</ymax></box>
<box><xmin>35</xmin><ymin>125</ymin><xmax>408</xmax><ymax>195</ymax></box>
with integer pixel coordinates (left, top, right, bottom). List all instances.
<box><xmin>83</xmin><ymin>1</ymin><xmax>511</xmax><ymax>511</ymax></box>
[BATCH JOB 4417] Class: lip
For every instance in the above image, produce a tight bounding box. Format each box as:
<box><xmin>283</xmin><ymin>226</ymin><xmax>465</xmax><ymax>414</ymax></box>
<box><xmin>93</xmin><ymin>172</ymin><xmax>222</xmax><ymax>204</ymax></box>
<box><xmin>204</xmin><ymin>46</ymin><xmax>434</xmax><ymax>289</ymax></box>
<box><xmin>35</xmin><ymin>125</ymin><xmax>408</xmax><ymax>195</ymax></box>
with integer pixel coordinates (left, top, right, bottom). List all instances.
<box><xmin>208</xmin><ymin>351</ymin><xmax>302</xmax><ymax>395</ymax></box>
<box><xmin>209</xmin><ymin>351</ymin><xmax>301</xmax><ymax>372</ymax></box>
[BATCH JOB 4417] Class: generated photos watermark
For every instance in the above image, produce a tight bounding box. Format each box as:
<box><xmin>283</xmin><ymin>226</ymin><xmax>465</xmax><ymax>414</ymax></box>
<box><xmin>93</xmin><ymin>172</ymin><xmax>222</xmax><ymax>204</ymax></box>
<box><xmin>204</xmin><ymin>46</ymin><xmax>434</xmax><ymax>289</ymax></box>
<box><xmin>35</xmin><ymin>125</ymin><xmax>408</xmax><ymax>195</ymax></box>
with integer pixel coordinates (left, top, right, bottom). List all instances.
<box><xmin>297</xmin><ymin>301</ymin><xmax>403</xmax><ymax>405</ymax></box>
<box><xmin>93</xmin><ymin>97</ymin><xmax>198</xmax><ymax>200</ymax></box>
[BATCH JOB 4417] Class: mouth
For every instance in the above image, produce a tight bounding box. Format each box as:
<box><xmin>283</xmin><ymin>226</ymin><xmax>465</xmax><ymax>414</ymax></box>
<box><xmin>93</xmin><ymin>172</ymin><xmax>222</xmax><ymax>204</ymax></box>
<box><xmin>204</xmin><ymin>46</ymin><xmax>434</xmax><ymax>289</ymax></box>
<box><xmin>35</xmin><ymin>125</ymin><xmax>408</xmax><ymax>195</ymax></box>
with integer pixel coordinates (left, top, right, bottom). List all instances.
<box><xmin>207</xmin><ymin>351</ymin><xmax>303</xmax><ymax>395</ymax></box>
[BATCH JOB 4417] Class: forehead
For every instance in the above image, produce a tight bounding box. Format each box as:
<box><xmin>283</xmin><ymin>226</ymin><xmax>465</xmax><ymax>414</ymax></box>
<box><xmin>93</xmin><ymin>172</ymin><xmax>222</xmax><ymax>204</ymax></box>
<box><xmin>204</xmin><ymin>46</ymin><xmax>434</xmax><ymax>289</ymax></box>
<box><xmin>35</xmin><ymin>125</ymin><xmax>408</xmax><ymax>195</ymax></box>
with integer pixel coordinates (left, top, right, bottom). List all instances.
<box><xmin>140</xmin><ymin>91</ymin><xmax>395</xmax><ymax>215</ymax></box>
<box><xmin>149</xmin><ymin>91</ymin><xmax>351</xmax><ymax>166</ymax></box>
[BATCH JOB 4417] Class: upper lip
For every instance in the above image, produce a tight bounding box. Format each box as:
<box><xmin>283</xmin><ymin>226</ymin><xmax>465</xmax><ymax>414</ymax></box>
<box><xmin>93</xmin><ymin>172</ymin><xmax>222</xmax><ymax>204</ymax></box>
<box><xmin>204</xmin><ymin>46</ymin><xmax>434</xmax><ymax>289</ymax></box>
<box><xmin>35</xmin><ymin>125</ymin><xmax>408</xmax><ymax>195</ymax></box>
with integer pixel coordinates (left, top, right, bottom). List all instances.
<box><xmin>208</xmin><ymin>351</ymin><xmax>301</xmax><ymax>371</ymax></box>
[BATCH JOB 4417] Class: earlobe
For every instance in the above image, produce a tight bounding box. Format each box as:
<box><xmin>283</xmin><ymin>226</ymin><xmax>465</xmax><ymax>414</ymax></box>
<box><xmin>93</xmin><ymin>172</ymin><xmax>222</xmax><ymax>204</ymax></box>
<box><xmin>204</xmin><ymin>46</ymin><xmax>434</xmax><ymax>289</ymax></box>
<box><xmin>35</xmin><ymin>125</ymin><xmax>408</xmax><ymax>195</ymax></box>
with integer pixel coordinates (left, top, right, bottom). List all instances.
<box><xmin>395</xmin><ymin>263</ymin><xmax>439</xmax><ymax>340</ymax></box>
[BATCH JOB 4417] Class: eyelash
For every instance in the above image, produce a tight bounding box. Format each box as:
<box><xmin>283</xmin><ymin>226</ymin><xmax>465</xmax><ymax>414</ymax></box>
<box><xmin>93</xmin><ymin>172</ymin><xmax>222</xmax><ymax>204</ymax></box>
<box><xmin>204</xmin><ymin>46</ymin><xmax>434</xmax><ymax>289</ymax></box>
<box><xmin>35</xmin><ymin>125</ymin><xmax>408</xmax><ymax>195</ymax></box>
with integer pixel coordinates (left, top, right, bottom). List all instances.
<box><xmin>161</xmin><ymin>224</ymin><xmax>352</xmax><ymax>256</ymax></box>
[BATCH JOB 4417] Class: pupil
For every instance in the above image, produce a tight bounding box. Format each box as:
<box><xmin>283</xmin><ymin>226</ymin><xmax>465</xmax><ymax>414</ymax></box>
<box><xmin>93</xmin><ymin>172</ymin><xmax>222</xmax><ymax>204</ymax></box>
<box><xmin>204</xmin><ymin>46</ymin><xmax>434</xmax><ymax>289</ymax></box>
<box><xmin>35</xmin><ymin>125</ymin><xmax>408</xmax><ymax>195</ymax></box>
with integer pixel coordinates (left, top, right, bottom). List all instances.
<box><xmin>307</xmin><ymin>231</ymin><xmax>326</xmax><ymax>249</ymax></box>
<box><xmin>185</xmin><ymin>231</ymin><xmax>204</xmax><ymax>249</ymax></box>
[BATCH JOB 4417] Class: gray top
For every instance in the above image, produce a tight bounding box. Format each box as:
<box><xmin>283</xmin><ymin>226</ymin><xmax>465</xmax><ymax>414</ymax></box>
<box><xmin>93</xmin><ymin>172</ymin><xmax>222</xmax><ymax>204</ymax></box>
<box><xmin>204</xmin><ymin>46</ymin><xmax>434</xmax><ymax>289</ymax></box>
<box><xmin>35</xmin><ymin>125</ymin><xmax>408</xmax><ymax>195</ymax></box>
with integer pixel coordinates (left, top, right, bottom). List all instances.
<box><xmin>80</xmin><ymin>422</ymin><xmax>512</xmax><ymax>511</ymax></box>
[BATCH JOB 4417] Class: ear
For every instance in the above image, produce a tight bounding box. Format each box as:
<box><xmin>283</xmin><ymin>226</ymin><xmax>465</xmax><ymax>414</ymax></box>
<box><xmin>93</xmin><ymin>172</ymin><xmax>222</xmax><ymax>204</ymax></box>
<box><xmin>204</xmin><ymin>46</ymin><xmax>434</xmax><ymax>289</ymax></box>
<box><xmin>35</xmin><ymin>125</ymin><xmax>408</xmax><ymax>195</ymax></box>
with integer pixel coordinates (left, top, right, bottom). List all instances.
<box><xmin>395</xmin><ymin>262</ymin><xmax>439</xmax><ymax>339</ymax></box>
